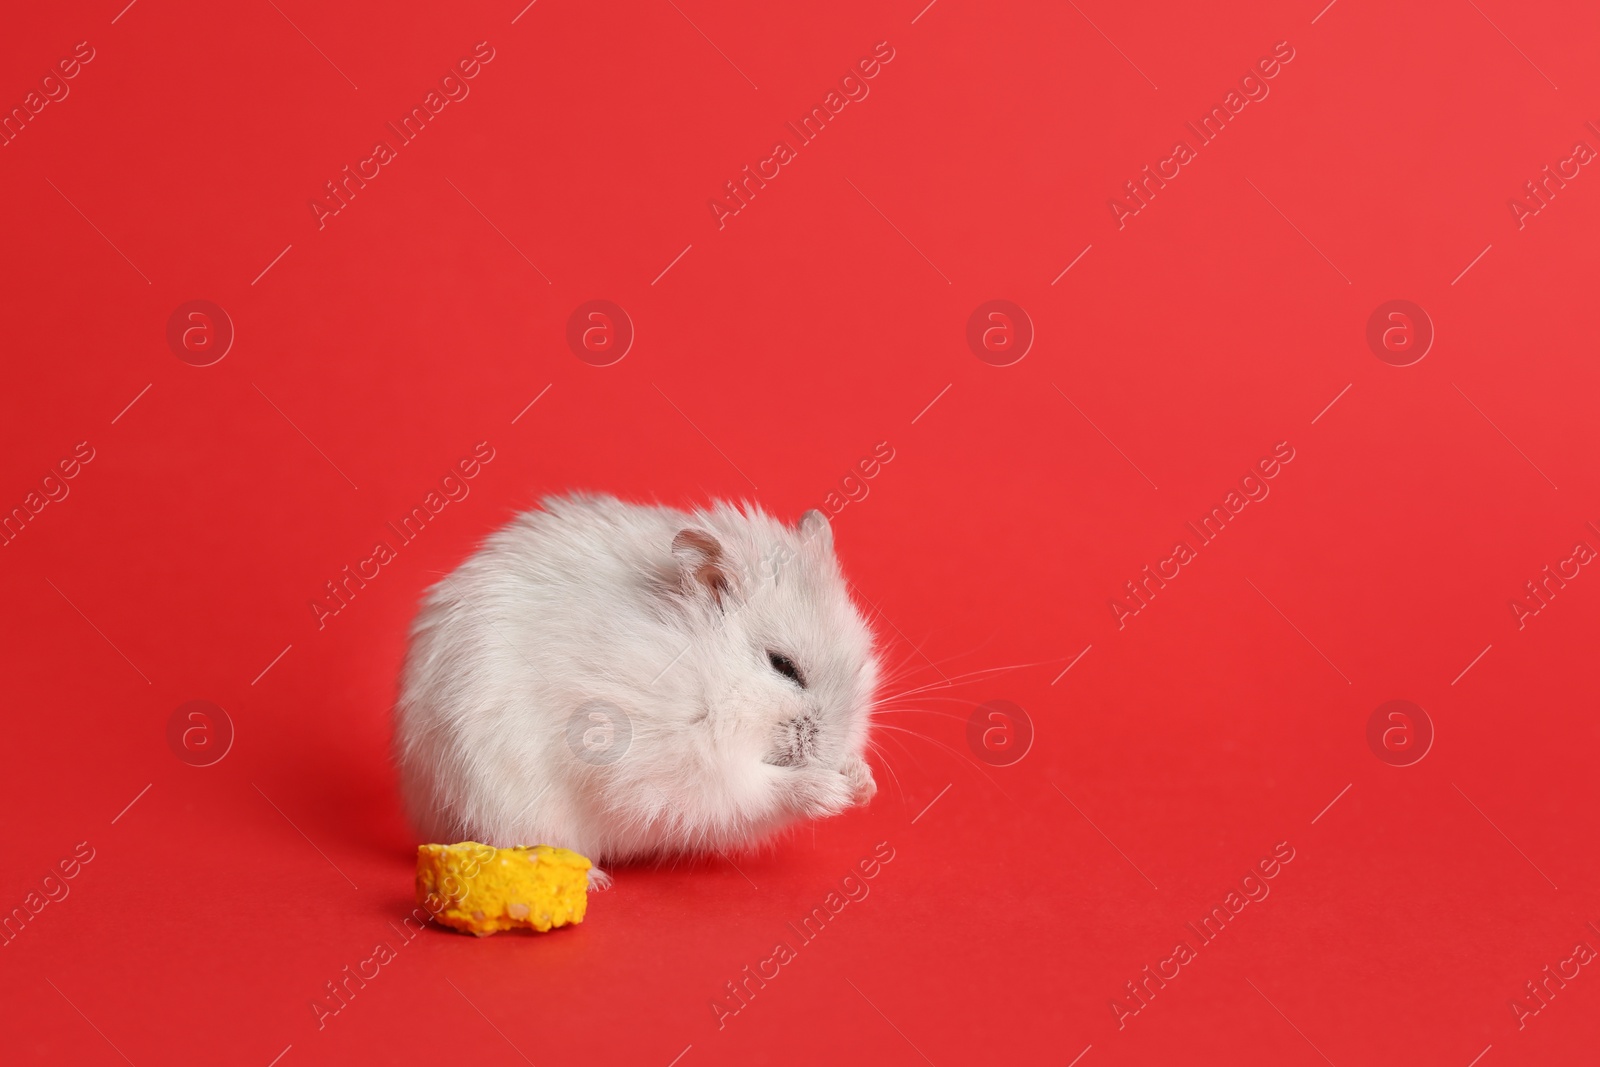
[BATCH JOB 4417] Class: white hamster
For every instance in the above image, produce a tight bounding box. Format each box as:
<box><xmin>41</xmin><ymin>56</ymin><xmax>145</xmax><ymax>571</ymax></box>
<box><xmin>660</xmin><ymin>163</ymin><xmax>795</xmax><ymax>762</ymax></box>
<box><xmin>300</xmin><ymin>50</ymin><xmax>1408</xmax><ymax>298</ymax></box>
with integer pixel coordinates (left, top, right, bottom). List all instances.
<box><xmin>393</xmin><ymin>493</ymin><xmax>880</xmax><ymax>866</ymax></box>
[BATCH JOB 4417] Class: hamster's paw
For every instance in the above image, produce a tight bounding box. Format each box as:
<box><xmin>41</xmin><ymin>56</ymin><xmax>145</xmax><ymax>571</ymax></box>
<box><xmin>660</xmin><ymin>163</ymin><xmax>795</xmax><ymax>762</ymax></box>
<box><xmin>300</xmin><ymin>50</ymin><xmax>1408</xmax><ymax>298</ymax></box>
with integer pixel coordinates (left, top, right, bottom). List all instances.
<box><xmin>587</xmin><ymin>866</ymin><xmax>612</xmax><ymax>891</ymax></box>
<box><xmin>843</xmin><ymin>754</ymin><xmax>877</xmax><ymax>806</ymax></box>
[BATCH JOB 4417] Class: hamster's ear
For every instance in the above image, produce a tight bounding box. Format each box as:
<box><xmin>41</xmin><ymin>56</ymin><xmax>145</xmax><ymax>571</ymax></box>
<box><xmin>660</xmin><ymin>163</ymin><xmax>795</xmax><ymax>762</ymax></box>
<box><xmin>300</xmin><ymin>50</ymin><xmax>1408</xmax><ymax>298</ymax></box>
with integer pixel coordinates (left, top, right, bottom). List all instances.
<box><xmin>671</xmin><ymin>528</ymin><xmax>733</xmax><ymax>606</ymax></box>
<box><xmin>798</xmin><ymin>509</ymin><xmax>834</xmax><ymax>553</ymax></box>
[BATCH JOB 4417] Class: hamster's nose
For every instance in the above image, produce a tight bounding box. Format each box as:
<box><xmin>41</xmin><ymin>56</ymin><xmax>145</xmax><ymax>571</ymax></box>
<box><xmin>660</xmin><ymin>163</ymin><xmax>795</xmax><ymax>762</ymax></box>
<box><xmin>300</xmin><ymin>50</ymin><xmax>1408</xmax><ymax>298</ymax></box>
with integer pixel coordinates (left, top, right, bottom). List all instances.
<box><xmin>764</xmin><ymin>715</ymin><xmax>819</xmax><ymax>767</ymax></box>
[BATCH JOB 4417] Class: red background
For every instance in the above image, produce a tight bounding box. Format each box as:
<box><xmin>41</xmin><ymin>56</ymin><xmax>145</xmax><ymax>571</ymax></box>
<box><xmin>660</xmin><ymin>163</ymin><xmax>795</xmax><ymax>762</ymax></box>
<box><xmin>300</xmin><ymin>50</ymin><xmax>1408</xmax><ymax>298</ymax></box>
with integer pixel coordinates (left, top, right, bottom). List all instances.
<box><xmin>3</xmin><ymin>0</ymin><xmax>1598</xmax><ymax>1064</ymax></box>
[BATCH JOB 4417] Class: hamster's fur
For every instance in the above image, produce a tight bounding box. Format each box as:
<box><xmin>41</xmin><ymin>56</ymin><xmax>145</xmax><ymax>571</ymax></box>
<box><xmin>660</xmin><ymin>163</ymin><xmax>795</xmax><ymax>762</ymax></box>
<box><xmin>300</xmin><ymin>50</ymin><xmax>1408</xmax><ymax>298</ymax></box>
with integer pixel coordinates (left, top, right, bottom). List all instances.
<box><xmin>393</xmin><ymin>493</ymin><xmax>880</xmax><ymax>864</ymax></box>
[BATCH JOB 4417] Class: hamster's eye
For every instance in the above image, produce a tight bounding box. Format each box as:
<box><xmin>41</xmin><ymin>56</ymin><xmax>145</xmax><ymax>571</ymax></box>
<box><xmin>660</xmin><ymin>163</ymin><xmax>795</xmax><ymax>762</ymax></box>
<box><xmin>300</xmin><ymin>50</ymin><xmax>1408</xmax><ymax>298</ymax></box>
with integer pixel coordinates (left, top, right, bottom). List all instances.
<box><xmin>767</xmin><ymin>651</ymin><xmax>807</xmax><ymax>689</ymax></box>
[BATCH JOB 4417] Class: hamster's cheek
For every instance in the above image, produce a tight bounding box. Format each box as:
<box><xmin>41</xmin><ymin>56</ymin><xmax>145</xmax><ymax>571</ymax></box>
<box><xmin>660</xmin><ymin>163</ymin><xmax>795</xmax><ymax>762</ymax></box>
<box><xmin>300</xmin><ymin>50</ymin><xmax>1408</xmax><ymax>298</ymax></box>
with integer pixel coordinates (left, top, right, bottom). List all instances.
<box><xmin>724</xmin><ymin>757</ymin><xmax>788</xmax><ymax>815</ymax></box>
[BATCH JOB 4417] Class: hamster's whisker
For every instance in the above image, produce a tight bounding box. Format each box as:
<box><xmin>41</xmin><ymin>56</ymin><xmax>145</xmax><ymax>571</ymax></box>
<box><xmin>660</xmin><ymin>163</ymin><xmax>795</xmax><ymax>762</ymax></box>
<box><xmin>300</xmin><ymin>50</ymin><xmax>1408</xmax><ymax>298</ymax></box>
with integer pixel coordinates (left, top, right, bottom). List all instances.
<box><xmin>871</xmin><ymin>691</ymin><xmax>983</xmax><ymax>707</ymax></box>
<box><xmin>871</xmin><ymin>694</ymin><xmax>980</xmax><ymax>708</ymax></box>
<box><xmin>872</xmin><ymin>628</ymin><xmax>1007</xmax><ymax>690</ymax></box>
<box><xmin>863</xmin><ymin>738</ymin><xmax>908</xmax><ymax>807</ymax></box>
<box><xmin>878</xmin><ymin>656</ymin><xmax>1068</xmax><ymax>701</ymax></box>
<box><xmin>869</xmin><ymin>722</ymin><xmax>981</xmax><ymax>767</ymax></box>
<box><xmin>874</xmin><ymin>647</ymin><xmax>935</xmax><ymax>692</ymax></box>
<box><xmin>900</xmin><ymin>627</ymin><xmax>1006</xmax><ymax>679</ymax></box>
<box><xmin>870</xmin><ymin>706</ymin><xmax>971</xmax><ymax>726</ymax></box>
<box><xmin>868</xmin><ymin>728</ymin><xmax>931</xmax><ymax>780</ymax></box>
<box><xmin>871</xmin><ymin>692</ymin><xmax>974</xmax><ymax>707</ymax></box>
<box><xmin>874</xmin><ymin>631</ymin><xmax>980</xmax><ymax>683</ymax></box>
<box><xmin>875</xmin><ymin>670</ymin><xmax>991</xmax><ymax>700</ymax></box>
<box><xmin>875</xmin><ymin>643</ymin><xmax>971</xmax><ymax>687</ymax></box>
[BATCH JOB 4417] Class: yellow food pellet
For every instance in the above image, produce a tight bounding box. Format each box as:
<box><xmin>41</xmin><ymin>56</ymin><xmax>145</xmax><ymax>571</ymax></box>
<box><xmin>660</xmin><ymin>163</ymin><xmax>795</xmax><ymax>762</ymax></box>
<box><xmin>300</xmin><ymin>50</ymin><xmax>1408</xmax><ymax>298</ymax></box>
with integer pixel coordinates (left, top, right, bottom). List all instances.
<box><xmin>415</xmin><ymin>842</ymin><xmax>591</xmax><ymax>936</ymax></box>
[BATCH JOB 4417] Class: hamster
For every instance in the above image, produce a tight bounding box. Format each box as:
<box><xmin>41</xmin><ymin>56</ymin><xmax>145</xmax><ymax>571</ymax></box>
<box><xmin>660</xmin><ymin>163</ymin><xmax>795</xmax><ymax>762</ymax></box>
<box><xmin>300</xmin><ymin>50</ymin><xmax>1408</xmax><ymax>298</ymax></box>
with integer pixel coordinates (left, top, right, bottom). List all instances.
<box><xmin>393</xmin><ymin>493</ymin><xmax>881</xmax><ymax>867</ymax></box>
